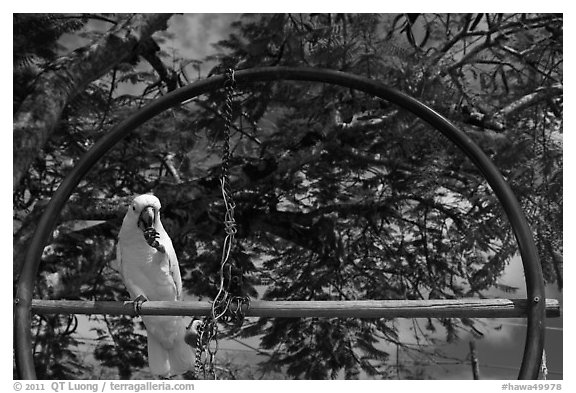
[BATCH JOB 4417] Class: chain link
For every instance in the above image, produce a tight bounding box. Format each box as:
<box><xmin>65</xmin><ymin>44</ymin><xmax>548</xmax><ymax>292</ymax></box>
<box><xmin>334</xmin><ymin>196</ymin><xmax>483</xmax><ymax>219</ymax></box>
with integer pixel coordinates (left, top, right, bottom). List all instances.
<box><xmin>193</xmin><ymin>321</ymin><xmax>205</xmax><ymax>378</ymax></box>
<box><xmin>192</xmin><ymin>68</ymin><xmax>249</xmax><ymax>380</ymax></box>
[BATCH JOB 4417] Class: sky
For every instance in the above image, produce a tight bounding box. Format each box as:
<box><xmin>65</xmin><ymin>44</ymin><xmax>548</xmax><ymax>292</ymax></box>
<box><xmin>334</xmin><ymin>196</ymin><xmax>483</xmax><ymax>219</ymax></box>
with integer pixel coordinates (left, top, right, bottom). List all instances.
<box><xmin>167</xmin><ymin>14</ymin><xmax>239</xmax><ymax>63</ymax></box>
<box><xmin>8</xmin><ymin>10</ymin><xmax>569</xmax><ymax>383</ymax></box>
<box><xmin>148</xmin><ymin>13</ymin><xmax>241</xmax><ymax>81</ymax></box>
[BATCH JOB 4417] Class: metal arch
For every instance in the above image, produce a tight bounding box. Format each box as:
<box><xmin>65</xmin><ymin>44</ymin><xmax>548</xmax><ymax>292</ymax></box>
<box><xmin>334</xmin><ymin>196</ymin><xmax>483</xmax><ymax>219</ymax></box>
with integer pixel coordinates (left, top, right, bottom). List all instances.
<box><xmin>14</xmin><ymin>66</ymin><xmax>546</xmax><ymax>379</ymax></box>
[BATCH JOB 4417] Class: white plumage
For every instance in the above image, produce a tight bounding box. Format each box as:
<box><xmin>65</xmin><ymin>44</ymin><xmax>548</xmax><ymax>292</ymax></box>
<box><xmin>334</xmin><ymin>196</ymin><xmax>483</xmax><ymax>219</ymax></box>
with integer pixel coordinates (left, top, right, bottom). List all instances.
<box><xmin>117</xmin><ymin>194</ymin><xmax>194</xmax><ymax>377</ymax></box>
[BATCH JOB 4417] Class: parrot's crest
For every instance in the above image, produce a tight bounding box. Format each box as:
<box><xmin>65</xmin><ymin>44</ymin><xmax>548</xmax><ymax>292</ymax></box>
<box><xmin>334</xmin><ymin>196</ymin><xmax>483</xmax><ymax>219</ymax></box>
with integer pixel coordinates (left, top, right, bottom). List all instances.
<box><xmin>131</xmin><ymin>194</ymin><xmax>162</xmax><ymax>213</ymax></box>
<box><xmin>123</xmin><ymin>194</ymin><xmax>163</xmax><ymax>232</ymax></box>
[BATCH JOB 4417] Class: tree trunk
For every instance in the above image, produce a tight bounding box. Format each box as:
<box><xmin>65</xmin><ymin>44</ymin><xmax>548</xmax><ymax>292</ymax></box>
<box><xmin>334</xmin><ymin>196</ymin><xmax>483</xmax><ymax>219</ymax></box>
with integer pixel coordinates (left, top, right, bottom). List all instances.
<box><xmin>13</xmin><ymin>13</ymin><xmax>173</xmax><ymax>189</ymax></box>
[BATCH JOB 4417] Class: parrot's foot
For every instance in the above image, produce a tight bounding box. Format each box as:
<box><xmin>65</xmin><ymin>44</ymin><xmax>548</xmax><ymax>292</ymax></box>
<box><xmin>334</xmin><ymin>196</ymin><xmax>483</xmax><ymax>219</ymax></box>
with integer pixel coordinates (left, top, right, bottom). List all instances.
<box><xmin>132</xmin><ymin>294</ymin><xmax>148</xmax><ymax>316</ymax></box>
<box><xmin>143</xmin><ymin>228</ymin><xmax>166</xmax><ymax>253</ymax></box>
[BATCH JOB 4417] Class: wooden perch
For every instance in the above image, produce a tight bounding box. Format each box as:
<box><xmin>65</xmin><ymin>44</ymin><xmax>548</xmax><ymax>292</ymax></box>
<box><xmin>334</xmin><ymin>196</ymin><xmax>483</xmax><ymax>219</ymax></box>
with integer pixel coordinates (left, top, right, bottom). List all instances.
<box><xmin>30</xmin><ymin>298</ymin><xmax>560</xmax><ymax>319</ymax></box>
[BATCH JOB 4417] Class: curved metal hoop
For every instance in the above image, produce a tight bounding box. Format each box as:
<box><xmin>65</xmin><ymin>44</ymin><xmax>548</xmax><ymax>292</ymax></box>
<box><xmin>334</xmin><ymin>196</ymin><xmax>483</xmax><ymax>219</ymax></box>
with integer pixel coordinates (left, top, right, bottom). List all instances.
<box><xmin>14</xmin><ymin>67</ymin><xmax>546</xmax><ymax>379</ymax></box>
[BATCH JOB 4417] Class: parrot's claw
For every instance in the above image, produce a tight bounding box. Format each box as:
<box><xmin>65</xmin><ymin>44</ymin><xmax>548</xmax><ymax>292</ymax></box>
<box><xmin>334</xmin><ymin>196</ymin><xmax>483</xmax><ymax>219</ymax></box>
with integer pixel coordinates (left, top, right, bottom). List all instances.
<box><xmin>143</xmin><ymin>228</ymin><xmax>165</xmax><ymax>253</ymax></box>
<box><xmin>132</xmin><ymin>294</ymin><xmax>148</xmax><ymax>316</ymax></box>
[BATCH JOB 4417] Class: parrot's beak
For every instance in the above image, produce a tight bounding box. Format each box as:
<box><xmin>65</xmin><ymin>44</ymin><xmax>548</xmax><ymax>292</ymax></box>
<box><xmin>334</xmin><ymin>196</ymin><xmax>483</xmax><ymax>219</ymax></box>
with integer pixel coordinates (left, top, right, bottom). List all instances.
<box><xmin>138</xmin><ymin>206</ymin><xmax>156</xmax><ymax>231</ymax></box>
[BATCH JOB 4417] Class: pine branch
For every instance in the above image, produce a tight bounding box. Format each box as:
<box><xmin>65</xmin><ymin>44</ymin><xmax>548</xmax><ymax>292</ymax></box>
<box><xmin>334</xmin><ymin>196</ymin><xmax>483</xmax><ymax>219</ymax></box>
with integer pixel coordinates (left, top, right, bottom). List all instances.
<box><xmin>494</xmin><ymin>84</ymin><xmax>563</xmax><ymax>120</ymax></box>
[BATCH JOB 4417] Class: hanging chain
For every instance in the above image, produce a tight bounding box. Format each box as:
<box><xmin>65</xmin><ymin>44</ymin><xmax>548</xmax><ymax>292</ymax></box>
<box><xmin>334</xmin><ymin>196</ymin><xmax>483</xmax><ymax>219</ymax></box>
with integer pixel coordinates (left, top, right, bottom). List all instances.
<box><xmin>212</xmin><ymin>67</ymin><xmax>238</xmax><ymax>322</ymax></box>
<box><xmin>192</xmin><ymin>68</ymin><xmax>250</xmax><ymax>380</ymax></box>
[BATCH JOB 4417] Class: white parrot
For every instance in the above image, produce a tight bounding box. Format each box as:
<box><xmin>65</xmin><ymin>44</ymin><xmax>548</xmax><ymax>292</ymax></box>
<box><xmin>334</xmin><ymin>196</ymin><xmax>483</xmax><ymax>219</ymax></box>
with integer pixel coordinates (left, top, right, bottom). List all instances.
<box><xmin>117</xmin><ymin>194</ymin><xmax>199</xmax><ymax>377</ymax></box>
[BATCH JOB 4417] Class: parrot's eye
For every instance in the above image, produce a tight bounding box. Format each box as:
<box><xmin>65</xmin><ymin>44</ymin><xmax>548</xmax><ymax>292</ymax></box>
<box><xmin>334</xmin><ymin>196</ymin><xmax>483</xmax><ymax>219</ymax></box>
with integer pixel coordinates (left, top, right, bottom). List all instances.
<box><xmin>132</xmin><ymin>205</ymin><xmax>136</xmax><ymax>211</ymax></box>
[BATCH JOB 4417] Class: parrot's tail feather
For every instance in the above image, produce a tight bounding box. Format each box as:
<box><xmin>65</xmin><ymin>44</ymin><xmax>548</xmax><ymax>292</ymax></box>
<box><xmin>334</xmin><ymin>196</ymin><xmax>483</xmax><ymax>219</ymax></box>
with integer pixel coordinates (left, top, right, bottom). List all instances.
<box><xmin>146</xmin><ymin>321</ymin><xmax>194</xmax><ymax>377</ymax></box>
<box><xmin>167</xmin><ymin>338</ymin><xmax>195</xmax><ymax>376</ymax></box>
<box><xmin>147</xmin><ymin>334</ymin><xmax>171</xmax><ymax>378</ymax></box>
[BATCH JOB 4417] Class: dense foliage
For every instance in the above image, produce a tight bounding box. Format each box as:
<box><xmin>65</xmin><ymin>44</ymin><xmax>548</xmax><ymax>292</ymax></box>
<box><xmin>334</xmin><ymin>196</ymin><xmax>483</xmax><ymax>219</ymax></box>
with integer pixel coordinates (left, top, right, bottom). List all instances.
<box><xmin>13</xmin><ymin>13</ymin><xmax>562</xmax><ymax>379</ymax></box>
